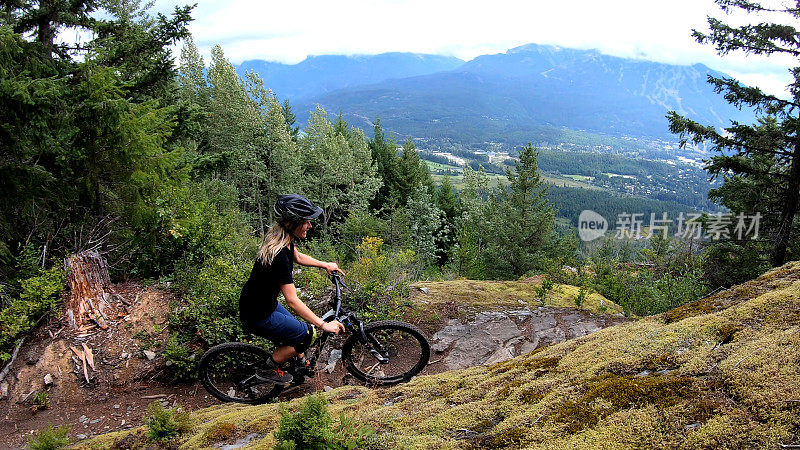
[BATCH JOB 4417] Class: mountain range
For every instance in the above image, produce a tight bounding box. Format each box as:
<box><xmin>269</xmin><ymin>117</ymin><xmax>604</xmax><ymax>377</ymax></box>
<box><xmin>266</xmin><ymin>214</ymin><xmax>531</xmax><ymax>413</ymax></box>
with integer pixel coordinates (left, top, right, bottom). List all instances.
<box><xmin>236</xmin><ymin>44</ymin><xmax>755</xmax><ymax>146</ymax></box>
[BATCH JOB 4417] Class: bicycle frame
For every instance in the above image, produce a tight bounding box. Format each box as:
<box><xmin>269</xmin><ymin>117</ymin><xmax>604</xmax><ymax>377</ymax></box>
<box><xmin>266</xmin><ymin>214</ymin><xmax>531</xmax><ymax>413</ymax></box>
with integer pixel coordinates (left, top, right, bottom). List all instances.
<box><xmin>312</xmin><ymin>274</ymin><xmax>390</xmax><ymax>366</ymax></box>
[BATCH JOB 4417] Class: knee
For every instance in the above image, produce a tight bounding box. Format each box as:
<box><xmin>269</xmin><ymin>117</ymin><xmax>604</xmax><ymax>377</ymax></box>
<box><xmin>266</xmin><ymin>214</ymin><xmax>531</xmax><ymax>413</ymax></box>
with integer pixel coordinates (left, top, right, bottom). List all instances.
<box><xmin>291</xmin><ymin>326</ymin><xmax>314</xmax><ymax>354</ymax></box>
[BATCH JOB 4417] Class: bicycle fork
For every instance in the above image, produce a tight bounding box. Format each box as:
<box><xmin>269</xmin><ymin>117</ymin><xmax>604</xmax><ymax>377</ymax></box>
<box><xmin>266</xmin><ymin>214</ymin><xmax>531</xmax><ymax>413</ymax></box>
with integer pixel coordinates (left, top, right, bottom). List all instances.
<box><xmin>357</xmin><ymin>322</ymin><xmax>390</xmax><ymax>364</ymax></box>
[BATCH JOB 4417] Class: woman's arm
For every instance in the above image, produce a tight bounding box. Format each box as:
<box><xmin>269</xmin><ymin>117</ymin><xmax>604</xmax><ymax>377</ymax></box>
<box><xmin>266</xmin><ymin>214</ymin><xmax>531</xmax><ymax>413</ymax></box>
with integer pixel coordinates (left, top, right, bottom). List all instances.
<box><xmin>280</xmin><ymin>283</ymin><xmax>344</xmax><ymax>333</ymax></box>
<box><xmin>294</xmin><ymin>248</ymin><xmax>344</xmax><ymax>275</ymax></box>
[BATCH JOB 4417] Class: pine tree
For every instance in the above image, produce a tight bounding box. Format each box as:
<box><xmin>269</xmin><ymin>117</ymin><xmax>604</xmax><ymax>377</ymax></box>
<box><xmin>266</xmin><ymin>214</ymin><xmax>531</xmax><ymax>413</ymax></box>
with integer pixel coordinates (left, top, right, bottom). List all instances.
<box><xmin>281</xmin><ymin>99</ymin><xmax>300</xmax><ymax>142</ymax></box>
<box><xmin>0</xmin><ymin>1</ymin><xmax>191</xmax><ymax>269</ymax></box>
<box><xmin>434</xmin><ymin>175</ymin><xmax>460</xmax><ymax>264</ymax></box>
<box><xmin>368</xmin><ymin>118</ymin><xmax>399</xmax><ymax>212</ymax></box>
<box><xmin>395</xmin><ymin>138</ymin><xmax>433</xmax><ymax>206</ymax></box>
<box><xmin>667</xmin><ymin>0</ymin><xmax>800</xmax><ymax>267</ymax></box>
<box><xmin>453</xmin><ymin>145</ymin><xmax>555</xmax><ymax>278</ymax></box>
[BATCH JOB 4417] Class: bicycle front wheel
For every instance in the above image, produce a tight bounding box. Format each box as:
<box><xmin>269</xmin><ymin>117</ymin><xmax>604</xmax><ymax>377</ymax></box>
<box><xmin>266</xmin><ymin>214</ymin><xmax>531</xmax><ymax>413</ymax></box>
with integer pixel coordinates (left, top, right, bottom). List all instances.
<box><xmin>197</xmin><ymin>342</ymin><xmax>283</xmax><ymax>404</ymax></box>
<box><xmin>342</xmin><ymin>320</ymin><xmax>430</xmax><ymax>385</ymax></box>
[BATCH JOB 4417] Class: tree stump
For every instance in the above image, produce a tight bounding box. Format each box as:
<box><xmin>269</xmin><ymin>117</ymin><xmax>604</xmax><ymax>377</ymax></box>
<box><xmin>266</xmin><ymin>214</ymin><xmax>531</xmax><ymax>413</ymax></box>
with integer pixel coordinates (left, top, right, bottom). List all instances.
<box><xmin>64</xmin><ymin>250</ymin><xmax>121</xmax><ymax>329</ymax></box>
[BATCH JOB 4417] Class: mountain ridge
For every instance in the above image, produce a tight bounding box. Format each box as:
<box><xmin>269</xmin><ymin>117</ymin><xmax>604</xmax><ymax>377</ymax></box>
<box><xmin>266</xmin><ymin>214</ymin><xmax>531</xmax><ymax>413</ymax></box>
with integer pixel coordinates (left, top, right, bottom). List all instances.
<box><xmin>236</xmin><ymin>52</ymin><xmax>465</xmax><ymax>101</ymax></box>
<box><xmin>283</xmin><ymin>44</ymin><xmax>752</xmax><ymax>146</ymax></box>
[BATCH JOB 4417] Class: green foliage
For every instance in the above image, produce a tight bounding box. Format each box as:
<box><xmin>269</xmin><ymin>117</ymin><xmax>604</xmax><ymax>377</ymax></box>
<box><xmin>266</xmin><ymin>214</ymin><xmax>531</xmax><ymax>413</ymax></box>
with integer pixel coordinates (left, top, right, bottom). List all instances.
<box><xmin>174</xmin><ymin>249</ymin><xmax>253</xmax><ymax>347</ymax></box>
<box><xmin>387</xmin><ymin>190</ymin><xmax>446</xmax><ymax>271</ymax></box>
<box><xmin>536</xmin><ymin>278</ymin><xmax>555</xmax><ymax>305</ymax></box>
<box><xmin>146</xmin><ymin>178</ymin><xmax>248</xmax><ymax>274</ymax></box>
<box><xmin>145</xmin><ymin>401</ymin><xmax>194</xmax><ymax>442</ymax></box>
<box><xmin>702</xmin><ymin>241</ymin><xmax>770</xmax><ymax>289</ymax></box>
<box><xmin>368</xmin><ymin>118</ymin><xmax>400</xmax><ymax>212</ymax></box>
<box><xmin>30</xmin><ymin>391</ymin><xmax>50</xmax><ymax>412</ymax></box>
<box><xmin>345</xmin><ymin>237</ymin><xmax>414</xmax><ymax>322</ymax></box>
<box><xmin>331</xmin><ymin>412</ymin><xmax>379</xmax><ymax>450</ymax></box>
<box><xmin>589</xmin><ymin>237</ymin><xmax>709</xmax><ymax>316</ymax></box>
<box><xmin>27</xmin><ymin>424</ymin><xmax>70</xmax><ymax>450</ymax></box>
<box><xmin>163</xmin><ymin>333</ymin><xmax>197</xmax><ymax>382</ymax></box>
<box><xmin>434</xmin><ymin>175</ymin><xmax>460</xmax><ymax>265</ymax></box>
<box><xmin>293</xmin><ymin>267</ymin><xmax>331</xmax><ymax>302</ymax></box>
<box><xmin>275</xmin><ymin>394</ymin><xmax>332</xmax><ymax>449</ymax></box>
<box><xmin>574</xmin><ymin>287</ymin><xmax>588</xmax><ymax>307</ymax></box>
<box><xmin>274</xmin><ymin>394</ymin><xmax>377</xmax><ymax>450</ymax></box>
<box><xmin>0</xmin><ymin>1</ymin><xmax>192</xmax><ymax>278</ymax></box>
<box><xmin>668</xmin><ymin>1</ymin><xmax>800</xmax><ymax>267</ymax></box>
<box><xmin>337</xmin><ymin>210</ymin><xmax>389</xmax><ymax>260</ymax></box>
<box><xmin>0</xmin><ymin>267</ymin><xmax>63</xmax><ymax>361</ymax></box>
<box><xmin>299</xmin><ymin>107</ymin><xmax>381</xmax><ymax>231</ymax></box>
<box><xmin>452</xmin><ymin>145</ymin><xmax>556</xmax><ymax>279</ymax></box>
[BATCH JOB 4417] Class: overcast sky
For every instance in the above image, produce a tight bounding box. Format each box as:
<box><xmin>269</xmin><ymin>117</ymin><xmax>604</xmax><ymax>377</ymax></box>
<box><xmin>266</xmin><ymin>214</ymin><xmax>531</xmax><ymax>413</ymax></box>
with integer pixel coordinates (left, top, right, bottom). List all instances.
<box><xmin>144</xmin><ymin>0</ymin><xmax>796</xmax><ymax>97</ymax></box>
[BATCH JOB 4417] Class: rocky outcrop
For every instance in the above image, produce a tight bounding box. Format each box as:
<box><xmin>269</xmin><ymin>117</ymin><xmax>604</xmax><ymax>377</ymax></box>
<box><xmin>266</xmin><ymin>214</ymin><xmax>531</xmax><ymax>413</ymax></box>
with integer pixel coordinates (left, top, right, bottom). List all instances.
<box><xmin>431</xmin><ymin>307</ymin><xmax>630</xmax><ymax>370</ymax></box>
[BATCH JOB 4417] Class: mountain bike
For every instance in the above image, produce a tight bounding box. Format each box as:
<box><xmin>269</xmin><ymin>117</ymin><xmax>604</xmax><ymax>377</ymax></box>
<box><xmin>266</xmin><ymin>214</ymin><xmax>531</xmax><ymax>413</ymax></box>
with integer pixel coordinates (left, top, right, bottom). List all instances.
<box><xmin>197</xmin><ymin>273</ymin><xmax>431</xmax><ymax>404</ymax></box>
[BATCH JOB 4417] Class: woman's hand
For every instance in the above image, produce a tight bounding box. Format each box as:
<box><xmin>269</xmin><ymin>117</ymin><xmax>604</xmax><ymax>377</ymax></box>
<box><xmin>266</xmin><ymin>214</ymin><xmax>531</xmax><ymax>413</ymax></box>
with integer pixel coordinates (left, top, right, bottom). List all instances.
<box><xmin>321</xmin><ymin>320</ymin><xmax>346</xmax><ymax>334</ymax></box>
<box><xmin>323</xmin><ymin>261</ymin><xmax>344</xmax><ymax>276</ymax></box>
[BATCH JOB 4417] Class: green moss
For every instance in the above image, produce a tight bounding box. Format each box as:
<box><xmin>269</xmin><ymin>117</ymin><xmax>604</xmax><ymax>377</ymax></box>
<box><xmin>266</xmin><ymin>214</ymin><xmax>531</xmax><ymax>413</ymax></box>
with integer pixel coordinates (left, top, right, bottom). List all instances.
<box><xmin>496</xmin><ymin>380</ymin><xmax>525</xmax><ymax>398</ymax></box>
<box><xmin>553</xmin><ymin>374</ymin><xmax>693</xmax><ymax>433</ymax></box>
<box><xmin>484</xmin><ymin>426</ymin><xmax>527</xmax><ymax>448</ymax></box>
<box><xmin>519</xmin><ymin>387</ymin><xmax>546</xmax><ymax>404</ymax></box>
<box><xmin>662</xmin><ymin>262</ymin><xmax>800</xmax><ymax>324</ymax></box>
<box><xmin>522</xmin><ymin>356</ymin><xmax>561</xmax><ymax>371</ymax></box>
<box><xmin>413</xmin><ymin>279</ymin><xmax>622</xmax><ymax>318</ymax></box>
<box><xmin>662</xmin><ymin>296</ymin><xmax>721</xmax><ymax>324</ymax></box>
<box><xmin>488</xmin><ymin>350</ymin><xmax>561</xmax><ymax>375</ymax></box>
<box><xmin>80</xmin><ymin>261</ymin><xmax>800</xmax><ymax>450</ymax></box>
<box><xmin>202</xmin><ymin>421</ymin><xmax>236</xmax><ymax>444</ymax></box>
<box><xmin>715</xmin><ymin>322</ymin><xmax>741</xmax><ymax>344</ymax></box>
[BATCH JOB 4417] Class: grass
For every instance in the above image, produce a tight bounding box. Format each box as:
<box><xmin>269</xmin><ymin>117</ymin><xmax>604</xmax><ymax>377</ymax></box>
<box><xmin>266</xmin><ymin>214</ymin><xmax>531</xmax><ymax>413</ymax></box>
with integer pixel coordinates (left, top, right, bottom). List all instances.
<box><xmin>77</xmin><ymin>261</ymin><xmax>800</xmax><ymax>449</ymax></box>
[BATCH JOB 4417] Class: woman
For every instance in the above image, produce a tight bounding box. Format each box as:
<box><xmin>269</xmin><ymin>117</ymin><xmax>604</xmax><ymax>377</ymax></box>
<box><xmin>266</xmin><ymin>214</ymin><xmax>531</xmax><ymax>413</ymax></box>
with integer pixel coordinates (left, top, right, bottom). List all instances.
<box><xmin>239</xmin><ymin>194</ymin><xmax>346</xmax><ymax>384</ymax></box>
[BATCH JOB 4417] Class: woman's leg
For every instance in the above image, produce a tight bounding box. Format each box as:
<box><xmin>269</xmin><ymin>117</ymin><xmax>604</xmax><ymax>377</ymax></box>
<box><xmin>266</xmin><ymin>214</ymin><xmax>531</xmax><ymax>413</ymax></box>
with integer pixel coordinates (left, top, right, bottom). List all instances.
<box><xmin>257</xmin><ymin>303</ymin><xmax>311</xmax><ymax>364</ymax></box>
<box><xmin>272</xmin><ymin>344</ymin><xmax>298</xmax><ymax>364</ymax></box>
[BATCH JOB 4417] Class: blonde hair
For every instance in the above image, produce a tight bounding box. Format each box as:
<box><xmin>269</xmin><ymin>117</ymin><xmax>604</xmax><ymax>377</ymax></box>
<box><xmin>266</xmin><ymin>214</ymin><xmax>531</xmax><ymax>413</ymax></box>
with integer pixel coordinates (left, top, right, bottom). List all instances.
<box><xmin>258</xmin><ymin>223</ymin><xmax>293</xmax><ymax>265</ymax></box>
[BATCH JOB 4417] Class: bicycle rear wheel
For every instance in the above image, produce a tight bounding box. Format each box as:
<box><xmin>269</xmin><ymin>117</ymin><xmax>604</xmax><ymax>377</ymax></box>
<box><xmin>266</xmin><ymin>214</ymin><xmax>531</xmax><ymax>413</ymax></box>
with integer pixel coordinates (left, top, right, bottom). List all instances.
<box><xmin>342</xmin><ymin>320</ymin><xmax>430</xmax><ymax>385</ymax></box>
<box><xmin>198</xmin><ymin>342</ymin><xmax>283</xmax><ymax>404</ymax></box>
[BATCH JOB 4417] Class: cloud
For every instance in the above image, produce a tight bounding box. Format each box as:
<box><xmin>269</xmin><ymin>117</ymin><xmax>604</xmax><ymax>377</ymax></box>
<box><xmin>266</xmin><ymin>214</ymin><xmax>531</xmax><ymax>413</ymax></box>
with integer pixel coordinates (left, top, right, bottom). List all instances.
<box><xmin>154</xmin><ymin>0</ymin><xmax>794</xmax><ymax>96</ymax></box>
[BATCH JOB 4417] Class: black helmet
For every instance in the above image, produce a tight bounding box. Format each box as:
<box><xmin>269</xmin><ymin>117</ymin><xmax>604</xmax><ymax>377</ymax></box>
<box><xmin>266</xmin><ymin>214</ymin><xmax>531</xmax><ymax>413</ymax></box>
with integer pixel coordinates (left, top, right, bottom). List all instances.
<box><xmin>274</xmin><ymin>194</ymin><xmax>323</xmax><ymax>223</ymax></box>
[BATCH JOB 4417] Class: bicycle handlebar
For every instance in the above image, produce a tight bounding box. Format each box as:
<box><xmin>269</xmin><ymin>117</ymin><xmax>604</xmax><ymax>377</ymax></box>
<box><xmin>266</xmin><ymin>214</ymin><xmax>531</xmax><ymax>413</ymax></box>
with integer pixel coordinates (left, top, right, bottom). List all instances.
<box><xmin>329</xmin><ymin>272</ymin><xmax>347</xmax><ymax>289</ymax></box>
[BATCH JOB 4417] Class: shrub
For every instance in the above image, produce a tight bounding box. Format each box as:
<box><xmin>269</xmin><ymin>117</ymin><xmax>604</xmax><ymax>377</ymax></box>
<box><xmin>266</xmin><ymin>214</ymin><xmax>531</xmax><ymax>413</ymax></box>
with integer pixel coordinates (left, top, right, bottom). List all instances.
<box><xmin>172</xmin><ymin>250</ymin><xmax>254</xmax><ymax>347</ymax></box>
<box><xmin>579</xmin><ymin>236</ymin><xmax>710</xmax><ymax>316</ymax></box>
<box><xmin>163</xmin><ymin>333</ymin><xmax>197</xmax><ymax>382</ymax></box>
<box><xmin>0</xmin><ymin>267</ymin><xmax>64</xmax><ymax>362</ymax></box>
<box><xmin>536</xmin><ymin>278</ymin><xmax>554</xmax><ymax>305</ymax></box>
<box><xmin>294</xmin><ymin>266</ymin><xmax>331</xmax><ymax>302</ymax></box>
<box><xmin>28</xmin><ymin>424</ymin><xmax>70</xmax><ymax>450</ymax></box>
<box><xmin>130</xmin><ymin>178</ymin><xmax>248</xmax><ymax>278</ymax></box>
<box><xmin>144</xmin><ymin>401</ymin><xmax>194</xmax><ymax>442</ymax></box>
<box><xmin>344</xmin><ymin>237</ymin><xmax>415</xmax><ymax>321</ymax></box>
<box><xmin>274</xmin><ymin>394</ymin><xmax>333</xmax><ymax>449</ymax></box>
<box><xmin>274</xmin><ymin>394</ymin><xmax>378</xmax><ymax>450</ymax></box>
<box><xmin>701</xmin><ymin>241</ymin><xmax>770</xmax><ymax>289</ymax></box>
<box><xmin>574</xmin><ymin>287</ymin><xmax>587</xmax><ymax>307</ymax></box>
<box><xmin>30</xmin><ymin>391</ymin><xmax>50</xmax><ymax>412</ymax></box>
<box><xmin>331</xmin><ymin>412</ymin><xmax>378</xmax><ymax>449</ymax></box>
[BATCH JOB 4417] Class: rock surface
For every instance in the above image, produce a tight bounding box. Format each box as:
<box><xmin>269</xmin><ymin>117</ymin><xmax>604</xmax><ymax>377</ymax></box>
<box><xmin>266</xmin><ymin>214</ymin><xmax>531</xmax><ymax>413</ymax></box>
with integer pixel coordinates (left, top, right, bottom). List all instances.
<box><xmin>432</xmin><ymin>306</ymin><xmax>629</xmax><ymax>370</ymax></box>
